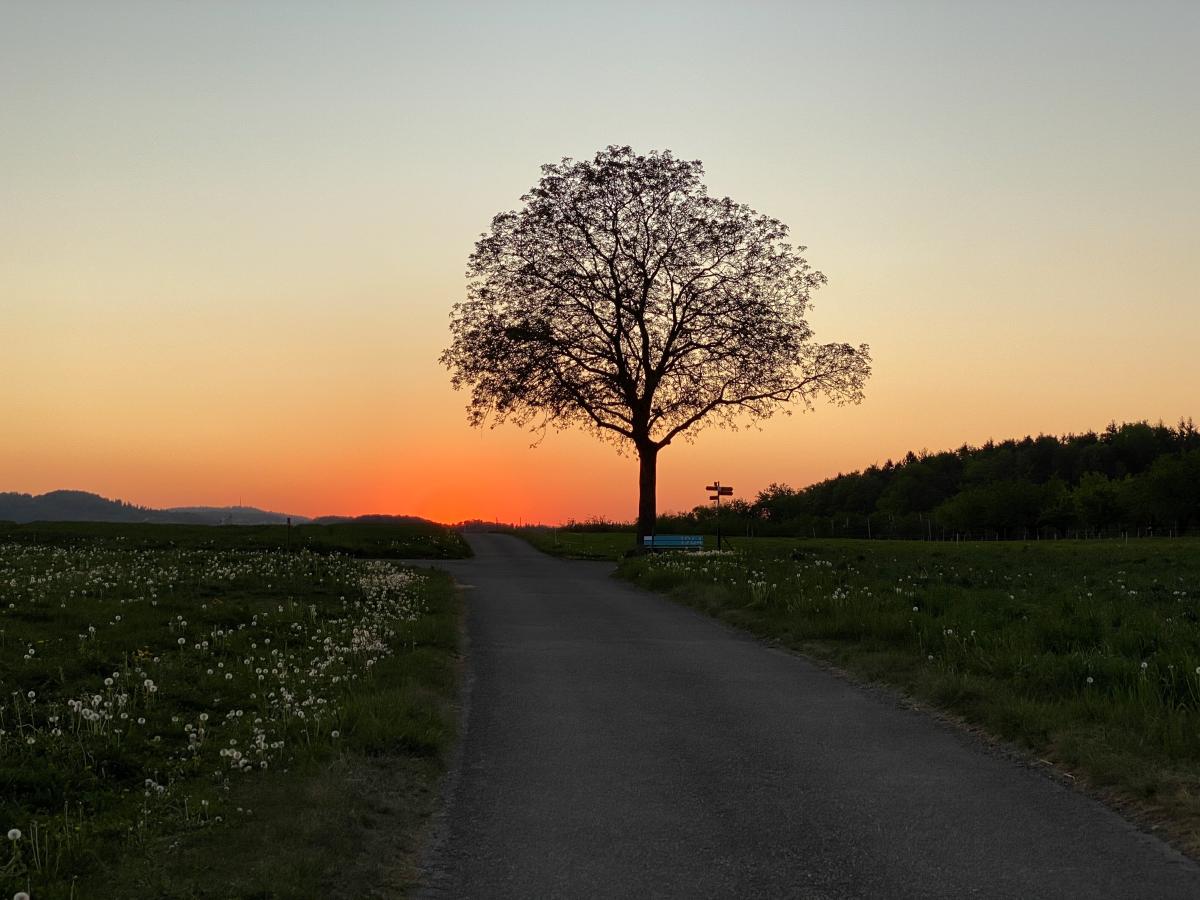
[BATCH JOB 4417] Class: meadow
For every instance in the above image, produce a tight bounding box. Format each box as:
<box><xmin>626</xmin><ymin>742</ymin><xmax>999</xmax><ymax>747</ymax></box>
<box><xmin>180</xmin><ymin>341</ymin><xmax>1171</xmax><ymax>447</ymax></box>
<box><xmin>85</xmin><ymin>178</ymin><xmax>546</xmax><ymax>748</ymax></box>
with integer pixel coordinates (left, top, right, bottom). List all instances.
<box><xmin>521</xmin><ymin>529</ymin><xmax>1200</xmax><ymax>851</ymax></box>
<box><xmin>0</xmin><ymin>523</ymin><xmax>463</xmax><ymax>898</ymax></box>
<box><xmin>518</xmin><ymin>529</ymin><xmax>645</xmax><ymax>560</ymax></box>
<box><xmin>0</xmin><ymin>520</ymin><xmax>471</xmax><ymax>560</ymax></box>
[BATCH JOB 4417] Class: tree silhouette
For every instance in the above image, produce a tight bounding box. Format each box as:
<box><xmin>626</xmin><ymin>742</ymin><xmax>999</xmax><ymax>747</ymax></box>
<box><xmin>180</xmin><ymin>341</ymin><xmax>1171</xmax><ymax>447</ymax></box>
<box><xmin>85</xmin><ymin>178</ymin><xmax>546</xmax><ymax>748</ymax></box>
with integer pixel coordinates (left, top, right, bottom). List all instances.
<box><xmin>442</xmin><ymin>146</ymin><xmax>871</xmax><ymax>540</ymax></box>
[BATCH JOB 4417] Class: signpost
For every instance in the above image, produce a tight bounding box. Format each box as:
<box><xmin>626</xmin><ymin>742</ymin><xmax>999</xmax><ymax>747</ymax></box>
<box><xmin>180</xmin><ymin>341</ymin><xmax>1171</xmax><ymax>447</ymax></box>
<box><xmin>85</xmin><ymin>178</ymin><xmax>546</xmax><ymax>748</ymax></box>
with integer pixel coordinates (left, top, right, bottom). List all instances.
<box><xmin>705</xmin><ymin>482</ymin><xmax>734</xmax><ymax>549</ymax></box>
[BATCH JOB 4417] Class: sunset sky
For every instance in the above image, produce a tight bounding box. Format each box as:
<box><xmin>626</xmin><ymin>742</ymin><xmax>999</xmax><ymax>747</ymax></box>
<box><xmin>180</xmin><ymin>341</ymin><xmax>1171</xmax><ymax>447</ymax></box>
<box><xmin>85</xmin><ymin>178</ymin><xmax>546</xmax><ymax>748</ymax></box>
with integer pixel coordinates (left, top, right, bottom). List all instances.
<box><xmin>3</xmin><ymin>1</ymin><xmax>1197</xmax><ymax>524</ymax></box>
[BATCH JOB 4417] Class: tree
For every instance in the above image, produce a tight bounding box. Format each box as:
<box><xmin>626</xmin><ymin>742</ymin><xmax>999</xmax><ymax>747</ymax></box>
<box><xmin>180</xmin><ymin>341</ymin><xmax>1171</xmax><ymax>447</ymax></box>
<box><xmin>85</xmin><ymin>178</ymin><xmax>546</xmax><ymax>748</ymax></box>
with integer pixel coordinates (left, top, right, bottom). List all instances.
<box><xmin>1073</xmin><ymin>472</ymin><xmax>1125</xmax><ymax>534</ymax></box>
<box><xmin>442</xmin><ymin>146</ymin><xmax>871</xmax><ymax>540</ymax></box>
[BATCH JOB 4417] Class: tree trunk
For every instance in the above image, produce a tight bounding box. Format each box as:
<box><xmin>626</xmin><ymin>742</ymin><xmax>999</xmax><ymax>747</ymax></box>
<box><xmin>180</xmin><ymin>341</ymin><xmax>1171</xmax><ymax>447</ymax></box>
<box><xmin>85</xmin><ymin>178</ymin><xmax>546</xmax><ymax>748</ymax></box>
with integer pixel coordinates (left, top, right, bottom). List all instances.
<box><xmin>636</xmin><ymin>443</ymin><xmax>659</xmax><ymax>544</ymax></box>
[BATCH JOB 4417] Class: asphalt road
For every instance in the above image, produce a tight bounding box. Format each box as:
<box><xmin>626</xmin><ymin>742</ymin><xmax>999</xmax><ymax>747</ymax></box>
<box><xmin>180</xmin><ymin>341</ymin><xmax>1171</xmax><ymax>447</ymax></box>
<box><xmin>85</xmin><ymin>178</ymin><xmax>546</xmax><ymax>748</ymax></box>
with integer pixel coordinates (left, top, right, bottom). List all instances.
<box><xmin>416</xmin><ymin>533</ymin><xmax>1200</xmax><ymax>899</ymax></box>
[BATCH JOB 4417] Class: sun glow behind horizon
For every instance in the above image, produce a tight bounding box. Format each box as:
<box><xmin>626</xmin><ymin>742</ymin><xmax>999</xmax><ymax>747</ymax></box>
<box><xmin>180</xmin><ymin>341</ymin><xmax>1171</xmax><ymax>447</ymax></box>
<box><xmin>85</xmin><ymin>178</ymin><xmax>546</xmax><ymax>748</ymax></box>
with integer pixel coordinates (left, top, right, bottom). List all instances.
<box><xmin>3</xmin><ymin>2</ymin><xmax>1198</xmax><ymax>524</ymax></box>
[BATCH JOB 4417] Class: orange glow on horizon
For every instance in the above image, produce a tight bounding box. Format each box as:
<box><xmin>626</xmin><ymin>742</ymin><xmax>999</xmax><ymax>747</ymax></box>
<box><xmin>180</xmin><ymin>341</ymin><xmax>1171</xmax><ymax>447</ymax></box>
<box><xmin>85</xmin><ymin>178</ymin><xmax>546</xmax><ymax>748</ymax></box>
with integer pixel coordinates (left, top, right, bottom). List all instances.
<box><xmin>3</xmin><ymin>5</ymin><xmax>1196</xmax><ymax>522</ymax></box>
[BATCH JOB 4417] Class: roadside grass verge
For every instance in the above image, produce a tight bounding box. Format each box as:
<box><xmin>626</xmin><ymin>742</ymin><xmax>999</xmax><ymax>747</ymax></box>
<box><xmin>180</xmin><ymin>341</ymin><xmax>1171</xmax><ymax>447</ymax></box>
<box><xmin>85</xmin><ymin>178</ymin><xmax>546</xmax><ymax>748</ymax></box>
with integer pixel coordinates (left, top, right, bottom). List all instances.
<box><xmin>562</xmin><ymin>534</ymin><xmax>1200</xmax><ymax>852</ymax></box>
<box><xmin>517</xmin><ymin>528</ymin><xmax>711</xmax><ymax>560</ymax></box>
<box><xmin>0</xmin><ymin>521</ymin><xmax>471</xmax><ymax>559</ymax></box>
<box><xmin>0</xmin><ymin>539</ymin><xmax>461</xmax><ymax>898</ymax></box>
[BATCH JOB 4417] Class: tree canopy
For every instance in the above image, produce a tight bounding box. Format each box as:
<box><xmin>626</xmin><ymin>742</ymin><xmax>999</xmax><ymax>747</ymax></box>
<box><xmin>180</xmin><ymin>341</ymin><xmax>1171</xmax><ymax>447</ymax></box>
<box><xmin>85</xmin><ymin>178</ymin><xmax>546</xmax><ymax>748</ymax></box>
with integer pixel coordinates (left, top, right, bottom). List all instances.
<box><xmin>442</xmin><ymin>146</ymin><xmax>871</xmax><ymax>536</ymax></box>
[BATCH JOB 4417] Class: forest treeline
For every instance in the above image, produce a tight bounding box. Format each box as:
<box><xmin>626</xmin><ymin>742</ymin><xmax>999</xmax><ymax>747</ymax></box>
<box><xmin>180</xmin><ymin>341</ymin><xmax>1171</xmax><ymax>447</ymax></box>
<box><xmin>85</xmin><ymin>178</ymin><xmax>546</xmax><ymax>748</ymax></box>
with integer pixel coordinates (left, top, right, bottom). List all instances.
<box><xmin>573</xmin><ymin>421</ymin><xmax>1200</xmax><ymax>540</ymax></box>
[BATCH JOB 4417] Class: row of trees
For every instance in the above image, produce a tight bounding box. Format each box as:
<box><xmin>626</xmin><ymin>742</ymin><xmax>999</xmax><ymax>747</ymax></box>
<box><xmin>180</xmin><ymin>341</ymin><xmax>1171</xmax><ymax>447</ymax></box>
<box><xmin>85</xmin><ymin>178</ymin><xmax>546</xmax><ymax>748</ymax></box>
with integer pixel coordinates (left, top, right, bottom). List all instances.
<box><xmin>649</xmin><ymin>421</ymin><xmax>1200</xmax><ymax>540</ymax></box>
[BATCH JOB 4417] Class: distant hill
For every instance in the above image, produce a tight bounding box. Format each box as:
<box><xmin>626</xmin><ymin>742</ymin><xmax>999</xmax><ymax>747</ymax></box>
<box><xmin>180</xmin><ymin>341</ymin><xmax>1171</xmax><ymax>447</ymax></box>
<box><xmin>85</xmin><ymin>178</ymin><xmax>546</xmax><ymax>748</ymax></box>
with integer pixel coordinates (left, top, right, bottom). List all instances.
<box><xmin>165</xmin><ymin>506</ymin><xmax>311</xmax><ymax>525</ymax></box>
<box><xmin>310</xmin><ymin>514</ymin><xmax>429</xmax><ymax>525</ymax></box>
<box><xmin>0</xmin><ymin>491</ymin><xmax>308</xmax><ymax>525</ymax></box>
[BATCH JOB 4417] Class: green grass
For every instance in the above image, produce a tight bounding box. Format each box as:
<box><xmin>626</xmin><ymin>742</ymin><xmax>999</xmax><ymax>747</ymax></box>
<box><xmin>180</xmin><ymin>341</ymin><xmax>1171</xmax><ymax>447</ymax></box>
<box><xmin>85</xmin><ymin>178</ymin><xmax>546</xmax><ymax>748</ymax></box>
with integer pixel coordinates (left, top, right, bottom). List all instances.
<box><xmin>0</xmin><ymin>520</ymin><xmax>472</xmax><ymax>560</ymax></box>
<box><xmin>0</xmin><ymin>535</ymin><xmax>462</xmax><ymax>898</ymax></box>
<box><xmin>518</xmin><ymin>528</ymin><xmax>719</xmax><ymax>559</ymax></box>
<box><xmin>520</xmin><ymin>531</ymin><xmax>1200</xmax><ymax>852</ymax></box>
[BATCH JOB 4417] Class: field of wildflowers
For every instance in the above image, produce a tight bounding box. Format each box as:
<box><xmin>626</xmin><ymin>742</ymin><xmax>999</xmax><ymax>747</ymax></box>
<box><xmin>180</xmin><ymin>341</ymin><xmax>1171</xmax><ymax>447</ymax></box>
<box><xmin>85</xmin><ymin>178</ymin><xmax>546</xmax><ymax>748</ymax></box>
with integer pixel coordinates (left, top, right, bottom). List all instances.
<box><xmin>0</xmin><ymin>536</ymin><xmax>460</xmax><ymax>898</ymax></box>
<box><xmin>601</xmin><ymin>536</ymin><xmax>1200</xmax><ymax>851</ymax></box>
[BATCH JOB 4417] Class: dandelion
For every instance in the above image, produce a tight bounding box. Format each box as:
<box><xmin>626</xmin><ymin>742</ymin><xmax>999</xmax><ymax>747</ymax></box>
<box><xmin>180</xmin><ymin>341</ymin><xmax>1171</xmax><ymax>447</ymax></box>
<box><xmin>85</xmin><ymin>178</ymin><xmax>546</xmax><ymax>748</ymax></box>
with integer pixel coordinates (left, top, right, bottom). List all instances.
<box><xmin>1086</xmin><ymin>676</ymin><xmax>1094</xmax><ymax>684</ymax></box>
<box><xmin>1141</xmin><ymin>661</ymin><xmax>1149</xmax><ymax>670</ymax></box>
<box><xmin>15</xmin><ymin>892</ymin><xmax>31</xmax><ymax>900</ymax></box>
<box><xmin>7</xmin><ymin>828</ymin><xmax>20</xmax><ymax>840</ymax></box>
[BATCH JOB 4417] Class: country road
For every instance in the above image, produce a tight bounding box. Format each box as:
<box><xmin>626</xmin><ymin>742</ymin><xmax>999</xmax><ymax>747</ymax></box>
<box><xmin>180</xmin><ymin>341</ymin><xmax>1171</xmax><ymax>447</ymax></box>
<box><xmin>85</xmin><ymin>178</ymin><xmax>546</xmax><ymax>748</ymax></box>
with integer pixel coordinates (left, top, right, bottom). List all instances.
<box><xmin>415</xmin><ymin>533</ymin><xmax>1200</xmax><ymax>899</ymax></box>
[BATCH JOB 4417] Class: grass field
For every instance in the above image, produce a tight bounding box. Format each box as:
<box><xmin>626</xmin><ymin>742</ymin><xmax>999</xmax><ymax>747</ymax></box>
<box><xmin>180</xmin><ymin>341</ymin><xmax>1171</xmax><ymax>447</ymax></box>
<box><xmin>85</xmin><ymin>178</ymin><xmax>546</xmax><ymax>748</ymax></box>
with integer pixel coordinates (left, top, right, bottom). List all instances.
<box><xmin>0</xmin><ymin>520</ymin><xmax>472</xmax><ymax>560</ymax></box>
<box><xmin>517</xmin><ymin>529</ymin><xmax>659</xmax><ymax>560</ymax></box>
<box><xmin>518</xmin><ymin>529</ymin><xmax>1200</xmax><ymax>852</ymax></box>
<box><xmin>0</xmin><ymin>523</ymin><xmax>463</xmax><ymax>898</ymax></box>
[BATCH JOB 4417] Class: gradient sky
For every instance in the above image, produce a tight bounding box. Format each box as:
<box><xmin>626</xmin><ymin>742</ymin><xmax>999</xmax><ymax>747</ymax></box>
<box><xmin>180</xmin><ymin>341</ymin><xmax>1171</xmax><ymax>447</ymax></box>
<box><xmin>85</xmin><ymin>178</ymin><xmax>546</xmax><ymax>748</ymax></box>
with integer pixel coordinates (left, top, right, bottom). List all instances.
<box><xmin>3</xmin><ymin>1</ymin><xmax>1198</xmax><ymax>523</ymax></box>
